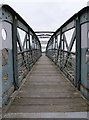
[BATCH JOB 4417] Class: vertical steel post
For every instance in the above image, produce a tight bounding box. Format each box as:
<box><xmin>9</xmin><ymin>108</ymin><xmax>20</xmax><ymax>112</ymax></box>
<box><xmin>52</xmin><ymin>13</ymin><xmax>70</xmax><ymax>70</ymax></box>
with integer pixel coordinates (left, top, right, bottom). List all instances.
<box><xmin>26</xmin><ymin>34</ymin><xmax>29</xmax><ymax>71</ymax></box>
<box><xmin>60</xmin><ymin>30</ymin><xmax>62</xmax><ymax>67</ymax></box>
<box><xmin>35</xmin><ymin>41</ymin><xmax>37</xmax><ymax>61</ymax></box>
<box><xmin>0</xmin><ymin>6</ymin><xmax>2</xmax><ymax>119</ymax></box>
<box><xmin>32</xmin><ymin>35</ymin><xmax>34</xmax><ymax>64</ymax></box>
<box><xmin>55</xmin><ymin>36</ymin><xmax>57</xmax><ymax>63</ymax></box>
<box><xmin>63</xmin><ymin>34</ymin><xmax>65</xmax><ymax>64</ymax></box>
<box><xmin>12</xmin><ymin>16</ymin><xmax>18</xmax><ymax>89</ymax></box>
<box><xmin>28</xmin><ymin>30</ymin><xmax>31</xmax><ymax>71</ymax></box>
<box><xmin>75</xmin><ymin>17</ymin><xmax>81</xmax><ymax>90</ymax></box>
<box><xmin>34</xmin><ymin>38</ymin><xmax>35</xmax><ymax>63</ymax></box>
<box><xmin>33</xmin><ymin>36</ymin><xmax>35</xmax><ymax>64</ymax></box>
<box><xmin>57</xmin><ymin>29</ymin><xmax>62</xmax><ymax>65</ymax></box>
<box><xmin>54</xmin><ymin>37</ymin><xmax>56</xmax><ymax>63</ymax></box>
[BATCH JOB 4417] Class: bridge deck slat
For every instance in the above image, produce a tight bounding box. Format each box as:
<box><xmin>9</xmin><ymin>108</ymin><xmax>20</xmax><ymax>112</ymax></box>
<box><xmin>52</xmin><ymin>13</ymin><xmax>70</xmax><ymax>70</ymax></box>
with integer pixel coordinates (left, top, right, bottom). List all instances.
<box><xmin>6</xmin><ymin>54</ymin><xmax>88</xmax><ymax>114</ymax></box>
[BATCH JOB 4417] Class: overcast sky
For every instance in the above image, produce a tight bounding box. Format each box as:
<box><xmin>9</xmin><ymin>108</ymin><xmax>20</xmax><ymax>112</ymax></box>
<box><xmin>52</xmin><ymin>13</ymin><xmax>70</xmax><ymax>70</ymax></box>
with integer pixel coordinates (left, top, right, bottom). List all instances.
<box><xmin>0</xmin><ymin>0</ymin><xmax>88</xmax><ymax>32</ymax></box>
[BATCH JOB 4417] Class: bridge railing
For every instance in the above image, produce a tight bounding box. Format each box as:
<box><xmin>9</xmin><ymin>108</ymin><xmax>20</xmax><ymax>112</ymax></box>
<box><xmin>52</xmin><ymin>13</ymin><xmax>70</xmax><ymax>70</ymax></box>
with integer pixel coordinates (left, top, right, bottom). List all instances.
<box><xmin>46</xmin><ymin>6</ymin><xmax>89</xmax><ymax>102</ymax></box>
<box><xmin>0</xmin><ymin>5</ymin><xmax>42</xmax><ymax>108</ymax></box>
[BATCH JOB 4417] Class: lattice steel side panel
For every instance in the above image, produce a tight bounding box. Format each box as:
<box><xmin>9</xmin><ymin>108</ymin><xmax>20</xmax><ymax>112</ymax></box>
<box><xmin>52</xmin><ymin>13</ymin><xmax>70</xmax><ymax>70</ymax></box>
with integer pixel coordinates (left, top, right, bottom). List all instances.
<box><xmin>2</xmin><ymin>22</ymin><xmax>14</xmax><ymax>105</ymax></box>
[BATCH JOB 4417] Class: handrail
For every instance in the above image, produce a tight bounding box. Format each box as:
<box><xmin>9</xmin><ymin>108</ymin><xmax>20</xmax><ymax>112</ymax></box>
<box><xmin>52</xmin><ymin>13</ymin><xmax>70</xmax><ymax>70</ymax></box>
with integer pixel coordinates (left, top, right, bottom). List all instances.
<box><xmin>0</xmin><ymin>4</ymin><xmax>42</xmax><ymax>108</ymax></box>
<box><xmin>2</xmin><ymin>5</ymin><xmax>38</xmax><ymax>38</ymax></box>
<box><xmin>46</xmin><ymin>6</ymin><xmax>89</xmax><ymax>102</ymax></box>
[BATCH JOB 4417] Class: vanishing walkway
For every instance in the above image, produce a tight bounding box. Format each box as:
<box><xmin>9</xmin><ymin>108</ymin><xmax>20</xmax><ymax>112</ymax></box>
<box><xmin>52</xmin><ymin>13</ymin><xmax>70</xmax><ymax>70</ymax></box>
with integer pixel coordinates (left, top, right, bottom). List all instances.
<box><xmin>1</xmin><ymin>5</ymin><xmax>89</xmax><ymax>119</ymax></box>
<box><xmin>4</xmin><ymin>54</ymin><xmax>88</xmax><ymax>118</ymax></box>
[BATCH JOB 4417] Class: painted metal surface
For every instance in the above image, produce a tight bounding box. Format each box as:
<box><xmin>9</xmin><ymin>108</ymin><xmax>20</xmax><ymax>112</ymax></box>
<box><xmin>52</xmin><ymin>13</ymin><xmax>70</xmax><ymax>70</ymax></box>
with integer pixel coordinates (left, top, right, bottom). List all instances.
<box><xmin>0</xmin><ymin>4</ymin><xmax>89</xmax><ymax>119</ymax></box>
<box><xmin>46</xmin><ymin>6</ymin><xmax>89</xmax><ymax>102</ymax></box>
<box><xmin>0</xmin><ymin>5</ymin><xmax>2</xmax><ymax>119</ymax></box>
<box><xmin>35</xmin><ymin>31</ymin><xmax>54</xmax><ymax>52</ymax></box>
<box><xmin>0</xmin><ymin>4</ymin><xmax>42</xmax><ymax>110</ymax></box>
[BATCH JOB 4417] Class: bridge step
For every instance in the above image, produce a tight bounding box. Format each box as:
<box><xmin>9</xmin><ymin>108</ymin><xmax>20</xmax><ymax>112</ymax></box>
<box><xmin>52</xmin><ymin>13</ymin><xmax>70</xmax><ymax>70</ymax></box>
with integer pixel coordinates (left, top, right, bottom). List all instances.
<box><xmin>3</xmin><ymin>112</ymin><xmax>88</xmax><ymax>119</ymax></box>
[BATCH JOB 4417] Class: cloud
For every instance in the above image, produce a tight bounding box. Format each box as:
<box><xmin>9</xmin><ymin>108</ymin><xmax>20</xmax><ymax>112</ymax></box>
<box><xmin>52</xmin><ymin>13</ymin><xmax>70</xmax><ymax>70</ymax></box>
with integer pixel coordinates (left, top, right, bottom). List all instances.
<box><xmin>1</xmin><ymin>0</ymin><xmax>87</xmax><ymax>51</ymax></box>
<box><xmin>0</xmin><ymin>0</ymin><xmax>88</xmax><ymax>31</ymax></box>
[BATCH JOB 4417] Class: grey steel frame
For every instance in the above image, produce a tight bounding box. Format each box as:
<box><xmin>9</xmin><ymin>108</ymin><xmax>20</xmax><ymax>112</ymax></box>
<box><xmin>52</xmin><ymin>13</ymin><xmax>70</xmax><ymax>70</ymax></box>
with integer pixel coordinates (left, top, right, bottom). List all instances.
<box><xmin>0</xmin><ymin>4</ymin><xmax>42</xmax><ymax>111</ymax></box>
<box><xmin>46</xmin><ymin>7</ymin><xmax>89</xmax><ymax>102</ymax></box>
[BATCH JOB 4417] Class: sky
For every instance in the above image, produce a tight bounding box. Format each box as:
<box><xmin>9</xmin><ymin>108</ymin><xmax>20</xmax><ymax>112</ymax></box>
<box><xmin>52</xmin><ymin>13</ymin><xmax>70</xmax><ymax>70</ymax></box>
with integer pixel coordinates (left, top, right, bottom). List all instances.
<box><xmin>0</xmin><ymin>0</ymin><xmax>88</xmax><ymax>52</ymax></box>
<box><xmin>0</xmin><ymin>0</ymin><xmax>88</xmax><ymax>31</ymax></box>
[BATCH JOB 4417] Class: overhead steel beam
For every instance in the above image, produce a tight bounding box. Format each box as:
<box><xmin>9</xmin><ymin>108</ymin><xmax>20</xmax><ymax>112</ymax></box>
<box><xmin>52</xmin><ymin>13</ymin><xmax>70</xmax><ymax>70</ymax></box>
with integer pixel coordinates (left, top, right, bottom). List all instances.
<box><xmin>35</xmin><ymin>31</ymin><xmax>54</xmax><ymax>33</ymax></box>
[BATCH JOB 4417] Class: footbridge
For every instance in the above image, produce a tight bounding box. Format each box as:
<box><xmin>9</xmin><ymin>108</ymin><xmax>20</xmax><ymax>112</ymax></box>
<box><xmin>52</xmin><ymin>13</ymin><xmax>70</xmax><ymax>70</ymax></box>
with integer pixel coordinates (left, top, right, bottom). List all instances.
<box><xmin>0</xmin><ymin>4</ymin><xmax>89</xmax><ymax>119</ymax></box>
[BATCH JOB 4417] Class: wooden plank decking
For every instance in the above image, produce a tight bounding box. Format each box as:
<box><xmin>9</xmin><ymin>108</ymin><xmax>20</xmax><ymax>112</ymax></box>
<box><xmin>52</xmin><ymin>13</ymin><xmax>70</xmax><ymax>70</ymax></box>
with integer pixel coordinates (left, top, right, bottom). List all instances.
<box><xmin>3</xmin><ymin>54</ymin><xmax>88</xmax><ymax>119</ymax></box>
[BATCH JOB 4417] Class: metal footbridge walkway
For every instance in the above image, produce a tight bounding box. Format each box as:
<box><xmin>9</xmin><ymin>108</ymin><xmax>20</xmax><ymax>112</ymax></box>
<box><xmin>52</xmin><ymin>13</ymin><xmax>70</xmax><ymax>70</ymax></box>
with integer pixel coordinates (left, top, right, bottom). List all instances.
<box><xmin>0</xmin><ymin>4</ymin><xmax>89</xmax><ymax>119</ymax></box>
